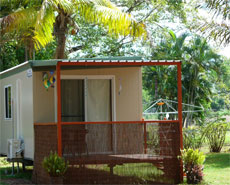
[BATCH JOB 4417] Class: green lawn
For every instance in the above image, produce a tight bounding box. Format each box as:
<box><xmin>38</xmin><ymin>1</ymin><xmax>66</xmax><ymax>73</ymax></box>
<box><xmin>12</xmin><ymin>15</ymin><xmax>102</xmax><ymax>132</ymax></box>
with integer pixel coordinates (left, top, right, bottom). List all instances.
<box><xmin>203</xmin><ymin>153</ymin><xmax>230</xmax><ymax>185</ymax></box>
<box><xmin>0</xmin><ymin>158</ymin><xmax>32</xmax><ymax>184</ymax></box>
<box><xmin>86</xmin><ymin>163</ymin><xmax>166</xmax><ymax>183</ymax></box>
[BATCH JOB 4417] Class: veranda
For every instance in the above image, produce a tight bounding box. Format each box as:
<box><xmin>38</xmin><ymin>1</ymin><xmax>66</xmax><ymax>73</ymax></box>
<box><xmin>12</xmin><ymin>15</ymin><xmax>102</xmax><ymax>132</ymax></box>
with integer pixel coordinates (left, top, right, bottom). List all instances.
<box><xmin>32</xmin><ymin>58</ymin><xmax>183</xmax><ymax>184</ymax></box>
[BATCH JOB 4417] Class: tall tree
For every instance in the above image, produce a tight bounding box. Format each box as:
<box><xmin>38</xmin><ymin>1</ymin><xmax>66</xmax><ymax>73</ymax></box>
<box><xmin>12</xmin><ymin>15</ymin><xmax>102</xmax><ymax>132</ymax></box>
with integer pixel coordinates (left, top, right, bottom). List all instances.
<box><xmin>143</xmin><ymin>31</ymin><xmax>224</xmax><ymax>126</ymax></box>
<box><xmin>0</xmin><ymin>0</ymin><xmax>147</xmax><ymax>59</ymax></box>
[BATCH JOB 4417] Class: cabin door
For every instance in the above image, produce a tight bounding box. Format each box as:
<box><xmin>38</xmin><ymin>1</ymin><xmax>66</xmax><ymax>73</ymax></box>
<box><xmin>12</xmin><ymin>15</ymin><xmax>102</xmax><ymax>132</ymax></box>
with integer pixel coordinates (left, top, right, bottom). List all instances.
<box><xmin>60</xmin><ymin>78</ymin><xmax>113</xmax><ymax>154</ymax></box>
<box><xmin>86</xmin><ymin>79</ymin><xmax>113</xmax><ymax>154</ymax></box>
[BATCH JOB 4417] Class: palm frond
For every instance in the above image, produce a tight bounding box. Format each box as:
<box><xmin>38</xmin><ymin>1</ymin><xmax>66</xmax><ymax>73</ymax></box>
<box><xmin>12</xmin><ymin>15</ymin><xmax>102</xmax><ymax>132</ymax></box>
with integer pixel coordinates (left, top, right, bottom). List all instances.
<box><xmin>1</xmin><ymin>7</ymin><xmax>37</xmax><ymax>34</ymax></box>
<box><xmin>77</xmin><ymin>0</ymin><xmax>147</xmax><ymax>39</ymax></box>
<box><xmin>47</xmin><ymin>0</ymin><xmax>73</xmax><ymax>14</ymax></box>
<box><xmin>0</xmin><ymin>0</ymin><xmax>22</xmax><ymax>7</ymax></box>
<box><xmin>200</xmin><ymin>20</ymin><xmax>230</xmax><ymax>45</ymax></box>
<box><xmin>33</xmin><ymin>0</ymin><xmax>56</xmax><ymax>50</ymax></box>
<box><xmin>205</xmin><ymin>0</ymin><xmax>230</xmax><ymax>20</ymax></box>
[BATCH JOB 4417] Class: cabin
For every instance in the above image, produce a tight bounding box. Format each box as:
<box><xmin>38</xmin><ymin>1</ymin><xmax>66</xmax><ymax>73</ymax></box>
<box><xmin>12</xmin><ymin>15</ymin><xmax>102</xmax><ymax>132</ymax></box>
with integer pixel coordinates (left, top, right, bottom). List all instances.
<box><xmin>0</xmin><ymin>57</ymin><xmax>183</xmax><ymax>184</ymax></box>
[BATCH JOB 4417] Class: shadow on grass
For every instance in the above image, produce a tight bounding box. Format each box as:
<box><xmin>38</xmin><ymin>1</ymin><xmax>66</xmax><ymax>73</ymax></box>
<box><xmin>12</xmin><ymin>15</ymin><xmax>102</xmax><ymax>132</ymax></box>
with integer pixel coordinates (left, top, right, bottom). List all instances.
<box><xmin>204</xmin><ymin>153</ymin><xmax>230</xmax><ymax>169</ymax></box>
<box><xmin>64</xmin><ymin>165</ymin><xmax>171</xmax><ymax>184</ymax></box>
<box><xmin>0</xmin><ymin>167</ymin><xmax>32</xmax><ymax>180</ymax></box>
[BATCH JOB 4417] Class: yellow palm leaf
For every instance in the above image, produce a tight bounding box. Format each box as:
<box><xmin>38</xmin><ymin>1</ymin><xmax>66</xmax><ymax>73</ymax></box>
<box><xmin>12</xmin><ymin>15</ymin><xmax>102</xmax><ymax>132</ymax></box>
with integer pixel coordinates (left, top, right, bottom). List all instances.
<box><xmin>76</xmin><ymin>0</ymin><xmax>147</xmax><ymax>39</ymax></box>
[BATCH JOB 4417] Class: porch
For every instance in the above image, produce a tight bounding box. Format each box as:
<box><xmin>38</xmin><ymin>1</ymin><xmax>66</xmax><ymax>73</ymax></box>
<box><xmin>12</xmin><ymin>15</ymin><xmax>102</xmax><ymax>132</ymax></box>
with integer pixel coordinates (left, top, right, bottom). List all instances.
<box><xmin>33</xmin><ymin>120</ymin><xmax>181</xmax><ymax>184</ymax></box>
<box><xmin>31</xmin><ymin>58</ymin><xmax>183</xmax><ymax>184</ymax></box>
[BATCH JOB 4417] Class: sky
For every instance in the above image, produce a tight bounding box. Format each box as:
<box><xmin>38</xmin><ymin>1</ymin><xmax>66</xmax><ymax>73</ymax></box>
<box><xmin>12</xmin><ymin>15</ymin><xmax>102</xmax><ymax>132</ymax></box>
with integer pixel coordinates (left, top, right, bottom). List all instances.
<box><xmin>198</xmin><ymin>8</ymin><xmax>230</xmax><ymax>59</ymax></box>
<box><xmin>219</xmin><ymin>46</ymin><xmax>230</xmax><ymax>58</ymax></box>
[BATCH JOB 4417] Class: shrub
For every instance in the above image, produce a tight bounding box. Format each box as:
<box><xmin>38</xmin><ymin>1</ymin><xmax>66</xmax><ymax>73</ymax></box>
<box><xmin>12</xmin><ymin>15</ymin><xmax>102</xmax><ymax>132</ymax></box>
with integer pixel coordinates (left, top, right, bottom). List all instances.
<box><xmin>42</xmin><ymin>151</ymin><xmax>68</xmax><ymax>177</ymax></box>
<box><xmin>183</xmin><ymin>127</ymin><xmax>203</xmax><ymax>150</ymax></box>
<box><xmin>203</xmin><ymin>122</ymin><xmax>229</xmax><ymax>152</ymax></box>
<box><xmin>180</xmin><ymin>149</ymin><xmax>205</xmax><ymax>184</ymax></box>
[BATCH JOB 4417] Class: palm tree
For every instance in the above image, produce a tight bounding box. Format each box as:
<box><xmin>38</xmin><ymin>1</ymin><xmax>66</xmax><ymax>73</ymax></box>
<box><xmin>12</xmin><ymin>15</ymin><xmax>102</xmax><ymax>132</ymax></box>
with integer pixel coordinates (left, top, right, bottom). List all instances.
<box><xmin>143</xmin><ymin>31</ymin><xmax>223</xmax><ymax>126</ymax></box>
<box><xmin>199</xmin><ymin>0</ymin><xmax>230</xmax><ymax>45</ymax></box>
<box><xmin>0</xmin><ymin>0</ymin><xmax>147</xmax><ymax>59</ymax></box>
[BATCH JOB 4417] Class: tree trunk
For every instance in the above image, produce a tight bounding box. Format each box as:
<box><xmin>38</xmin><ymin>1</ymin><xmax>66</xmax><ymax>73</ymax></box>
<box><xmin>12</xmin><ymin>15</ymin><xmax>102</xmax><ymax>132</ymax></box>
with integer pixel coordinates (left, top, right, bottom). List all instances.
<box><xmin>54</xmin><ymin>31</ymin><xmax>67</xmax><ymax>59</ymax></box>
<box><xmin>54</xmin><ymin>10</ymin><xmax>70</xmax><ymax>59</ymax></box>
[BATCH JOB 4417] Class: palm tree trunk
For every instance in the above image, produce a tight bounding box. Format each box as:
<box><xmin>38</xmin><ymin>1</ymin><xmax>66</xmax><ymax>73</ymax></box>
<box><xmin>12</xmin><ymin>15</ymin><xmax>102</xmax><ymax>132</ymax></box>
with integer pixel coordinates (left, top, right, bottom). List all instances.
<box><xmin>54</xmin><ymin>30</ymin><xmax>67</xmax><ymax>59</ymax></box>
<box><xmin>54</xmin><ymin>10</ymin><xmax>70</xmax><ymax>59</ymax></box>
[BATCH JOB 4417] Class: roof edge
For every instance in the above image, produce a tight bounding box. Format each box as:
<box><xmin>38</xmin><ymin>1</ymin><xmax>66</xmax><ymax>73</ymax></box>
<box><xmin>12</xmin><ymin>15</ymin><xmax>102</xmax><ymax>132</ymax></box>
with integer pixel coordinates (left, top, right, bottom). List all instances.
<box><xmin>0</xmin><ymin>61</ymin><xmax>29</xmax><ymax>75</ymax></box>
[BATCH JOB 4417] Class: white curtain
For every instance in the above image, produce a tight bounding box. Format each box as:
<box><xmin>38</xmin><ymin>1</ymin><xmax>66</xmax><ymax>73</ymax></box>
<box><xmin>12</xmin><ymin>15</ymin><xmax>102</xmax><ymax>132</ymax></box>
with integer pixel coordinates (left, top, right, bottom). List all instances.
<box><xmin>86</xmin><ymin>79</ymin><xmax>112</xmax><ymax>153</ymax></box>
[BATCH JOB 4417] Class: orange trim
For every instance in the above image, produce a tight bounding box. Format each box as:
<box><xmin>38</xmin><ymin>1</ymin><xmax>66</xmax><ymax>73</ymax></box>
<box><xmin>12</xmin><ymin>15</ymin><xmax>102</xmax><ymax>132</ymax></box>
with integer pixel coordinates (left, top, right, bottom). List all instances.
<box><xmin>60</xmin><ymin>120</ymin><xmax>179</xmax><ymax>125</ymax></box>
<box><xmin>57</xmin><ymin>62</ymin><xmax>62</xmax><ymax>157</ymax></box>
<box><xmin>144</xmin><ymin>122</ymin><xmax>147</xmax><ymax>154</ymax></box>
<box><xmin>177</xmin><ymin>63</ymin><xmax>183</xmax><ymax>182</ymax></box>
<box><xmin>34</xmin><ymin>123</ymin><xmax>57</xmax><ymax>126</ymax></box>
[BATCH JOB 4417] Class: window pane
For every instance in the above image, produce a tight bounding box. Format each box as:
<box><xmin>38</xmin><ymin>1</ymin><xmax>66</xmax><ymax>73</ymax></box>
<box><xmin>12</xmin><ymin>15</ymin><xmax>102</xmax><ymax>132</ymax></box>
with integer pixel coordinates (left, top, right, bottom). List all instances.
<box><xmin>8</xmin><ymin>86</ymin><xmax>11</xmax><ymax>118</ymax></box>
<box><xmin>61</xmin><ymin>80</ymin><xmax>84</xmax><ymax>122</ymax></box>
<box><xmin>5</xmin><ymin>86</ymin><xmax>12</xmax><ymax>119</ymax></box>
<box><xmin>5</xmin><ymin>87</ymin><xmax>8</xmax><ymax>118</ymax></box>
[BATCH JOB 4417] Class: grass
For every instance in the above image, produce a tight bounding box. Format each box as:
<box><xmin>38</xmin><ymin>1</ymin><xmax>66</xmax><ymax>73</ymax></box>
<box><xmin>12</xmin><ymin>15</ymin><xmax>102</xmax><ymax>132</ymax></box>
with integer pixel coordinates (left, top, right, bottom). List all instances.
<box><xmin>203</xmin><ymin>153</ymin><xmax>230</xmax><ymax>185</ymax></box>
<box><xmin>87</xmin><ymin>163</ymin><xmax>165</xmax><ymax>183</ymax></box>
<box><xmin>196</xmin><ymin>131</ymin><xmax>230</xmax><ymax>184</ymax></box>
<box><xmin>0</xmin><ymin>157</ymin><xmax>32</xmax><ymax>184</ymax></box>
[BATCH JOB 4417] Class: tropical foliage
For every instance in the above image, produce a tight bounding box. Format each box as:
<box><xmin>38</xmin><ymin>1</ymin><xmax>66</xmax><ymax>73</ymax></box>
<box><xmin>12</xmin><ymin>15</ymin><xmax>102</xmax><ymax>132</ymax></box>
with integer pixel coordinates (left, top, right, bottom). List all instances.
<box><xmin>203</xmin><ymin>121</ymin><xmax>229</xmax><ymax>152</ymax></box>
<box><xmin>143</xmin><ymin>31</ymin><xmax>224</xmax><ymax>126</ymax></box>
<box><xmin>199</xmin><ymin>0</ymin><xmax>230</xmax><ymax>45</ymax></box>
<box><xmin>42</xmin><ymin>151</ymin><xmax>68</xmax><ymax>177</ymax></box>
<box><xmin>183</xmin><ymin>127</ymin><xmax>203</xmax><ymax>150</ymax></box>
<box><xmin>0</xmin><ymin>0</ymin><xmax>147</xmax><ymax>58</ymax></box>
<box><xmin>180</xmin><ymin>148</ymin><xmax>205</xmax><ymax>184</ymax></box>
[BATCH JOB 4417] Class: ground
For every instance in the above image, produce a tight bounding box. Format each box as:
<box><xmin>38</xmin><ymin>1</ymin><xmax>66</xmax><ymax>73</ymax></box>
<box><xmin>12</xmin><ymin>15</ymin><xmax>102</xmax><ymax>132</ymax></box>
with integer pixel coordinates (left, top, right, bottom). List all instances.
<box><xmin>0</xmin><ymin>179</ymin><xmax>32</xmax><ymax>185</ymax></box>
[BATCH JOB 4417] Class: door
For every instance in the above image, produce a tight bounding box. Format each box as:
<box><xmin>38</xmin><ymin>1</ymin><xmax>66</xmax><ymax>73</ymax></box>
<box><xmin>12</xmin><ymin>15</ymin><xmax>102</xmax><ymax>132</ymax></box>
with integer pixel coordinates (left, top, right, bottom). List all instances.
<box><xmin>86</xmin><ymin>79</ymin><xmax>113</xmax><ymax>153</ymax></box>
<box><xmin>61</xmin><ymin>80</ymin><xmax>86</xmax><ymax>155</ymax></box>
<box><xmin>16</xmin><ymin>80</ymin><xmax>22</xmax><ymax>139</ymax></box>
<box><xmin>60</xmin><ymin>78</ymin><xmax>114</xmax><ymax>154</ymax></box>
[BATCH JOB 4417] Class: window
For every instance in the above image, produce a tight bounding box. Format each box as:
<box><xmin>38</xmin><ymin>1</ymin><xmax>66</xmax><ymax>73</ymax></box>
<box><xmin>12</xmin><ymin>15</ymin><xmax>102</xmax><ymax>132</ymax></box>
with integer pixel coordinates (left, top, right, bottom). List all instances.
<box><xmin>5</xmin><ymin>85</ymin><xmax>12</xmax><ymax>119</ymax></box>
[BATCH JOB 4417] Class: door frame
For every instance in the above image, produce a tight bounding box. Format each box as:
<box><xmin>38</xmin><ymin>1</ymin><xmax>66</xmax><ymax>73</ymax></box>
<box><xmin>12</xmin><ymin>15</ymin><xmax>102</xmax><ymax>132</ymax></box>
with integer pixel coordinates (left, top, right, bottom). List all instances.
<box><xmin>54</xmin><ymin>75</ymin><xmax>117</xmax><ymax>154</ymax></box>
<box><xmin>16</xmin><ymin>79</ymin><xmax>22</xmax><ymax>139</ymax></box>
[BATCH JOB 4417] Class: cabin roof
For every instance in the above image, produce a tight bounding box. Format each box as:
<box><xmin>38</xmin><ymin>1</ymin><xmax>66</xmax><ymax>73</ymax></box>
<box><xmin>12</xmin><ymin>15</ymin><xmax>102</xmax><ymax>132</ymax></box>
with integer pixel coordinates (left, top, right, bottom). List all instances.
<box><xmin>29</xmin><ymin>57</ymin><xmax>180</xmax><ymax>68</ymax></box>
<box><xmin>0</xmin><ymin>57</ymin><xmax>181</xmax><ymax>79</ymax></box>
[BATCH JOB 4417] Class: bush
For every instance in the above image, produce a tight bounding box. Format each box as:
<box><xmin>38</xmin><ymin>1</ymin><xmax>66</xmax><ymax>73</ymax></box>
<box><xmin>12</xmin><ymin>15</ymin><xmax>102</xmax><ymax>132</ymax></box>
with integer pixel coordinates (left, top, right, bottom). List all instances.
<box><xmin>180</xmin><ymin>149</ymin><xmax>205</xmax><ymax>184</ymax></box>
<box><xmin>203</xmin><ymin>122</ymin><xmax>229</xmax><ymax>152</ymax></box>
<box><xmin>183</xmin><ymin>127</ymin><xmax>203</xmax><ymax>150</ymax></box>
<box><xmin>42</xmin><ymin>151</ymin><xmax>68</xmax><ymax>177</ymax></box>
